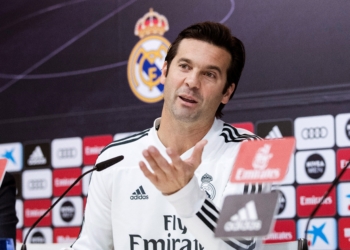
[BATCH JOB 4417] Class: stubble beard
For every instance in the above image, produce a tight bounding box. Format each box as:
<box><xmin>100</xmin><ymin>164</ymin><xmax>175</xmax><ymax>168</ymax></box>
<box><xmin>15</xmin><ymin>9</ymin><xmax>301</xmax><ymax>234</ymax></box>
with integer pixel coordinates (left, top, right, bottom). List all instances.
<box><xmin>163</xmin><ymin>95</ymin><xmax>200</xmax><ymax>123</ymax></box>
<box><xmin>170</xmin><ymin>104</ymin><xmax>202</xmax><ymax>123</ymax></box>
<box><xmin>169</xmin><ymin>88</ymin><xmax>204</xmax><ymax>123</ymax></box>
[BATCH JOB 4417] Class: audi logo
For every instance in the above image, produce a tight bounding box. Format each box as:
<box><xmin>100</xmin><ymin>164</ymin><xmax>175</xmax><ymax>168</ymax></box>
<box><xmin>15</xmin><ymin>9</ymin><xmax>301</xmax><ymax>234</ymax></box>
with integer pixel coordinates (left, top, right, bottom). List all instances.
<box><xmin>57</xmin><ymin>148</ymin><xmax>77</xmax><ymax>159</ymax></box>
<box><xmin>28</xmin><ymin>179</ymin><xmax>47</xmax><ymax>189</ymax></box>
<box><xmin>301</xmin><ymin>127</ymin><xmax>328</xmax><ymax>139</ymax></box>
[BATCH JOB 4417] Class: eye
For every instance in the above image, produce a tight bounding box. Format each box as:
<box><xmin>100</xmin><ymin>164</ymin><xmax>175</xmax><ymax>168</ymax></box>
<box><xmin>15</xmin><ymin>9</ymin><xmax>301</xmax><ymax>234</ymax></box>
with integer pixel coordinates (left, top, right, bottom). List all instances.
<box><xmin>204</xmin><ymin>71</ymin><xmax>216</xmax><ymax>78</ymax></box>
<box><xmin>179</xmin><ymin>63</ymin><xmax>190</xmax><ymax>70</ymax></box>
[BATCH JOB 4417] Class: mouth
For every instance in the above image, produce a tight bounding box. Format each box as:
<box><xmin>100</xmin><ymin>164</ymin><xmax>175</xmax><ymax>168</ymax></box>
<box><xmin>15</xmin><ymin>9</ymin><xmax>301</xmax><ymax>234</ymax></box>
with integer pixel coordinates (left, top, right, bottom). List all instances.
<box><xmin>179</xmin><ymin>95</ymin><xmax>197</xmax><ymax>104</ymax></box>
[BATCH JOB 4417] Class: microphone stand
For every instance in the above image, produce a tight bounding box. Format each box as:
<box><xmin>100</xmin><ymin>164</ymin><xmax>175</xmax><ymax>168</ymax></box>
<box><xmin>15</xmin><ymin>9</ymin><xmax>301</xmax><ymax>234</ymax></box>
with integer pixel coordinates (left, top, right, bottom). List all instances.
<box><xmin>21</xmin><ymin>155</ymin><xmax>124</xmax><ymax>250</ymax></box>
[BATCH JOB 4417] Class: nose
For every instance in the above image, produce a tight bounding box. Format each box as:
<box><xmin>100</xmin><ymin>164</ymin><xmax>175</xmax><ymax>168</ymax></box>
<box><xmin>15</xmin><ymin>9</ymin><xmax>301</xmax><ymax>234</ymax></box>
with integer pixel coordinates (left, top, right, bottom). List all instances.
<box><xmin>185</xmin><ymin>71</ymin><xmax>200</xmax><ymax>89</ymax></box>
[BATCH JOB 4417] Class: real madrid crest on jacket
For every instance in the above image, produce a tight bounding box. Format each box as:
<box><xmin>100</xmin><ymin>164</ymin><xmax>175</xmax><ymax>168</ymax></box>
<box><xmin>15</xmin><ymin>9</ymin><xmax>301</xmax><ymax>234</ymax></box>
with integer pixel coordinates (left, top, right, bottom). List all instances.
<box><xmin>201</xmin><ymin>173</ymin><xmax>216</xmax><ymax>200</ymax></box>
<box><xmin>127</xmin><ymin>9</ymin><xmax>170</xmax><ymax>103</ymax></box>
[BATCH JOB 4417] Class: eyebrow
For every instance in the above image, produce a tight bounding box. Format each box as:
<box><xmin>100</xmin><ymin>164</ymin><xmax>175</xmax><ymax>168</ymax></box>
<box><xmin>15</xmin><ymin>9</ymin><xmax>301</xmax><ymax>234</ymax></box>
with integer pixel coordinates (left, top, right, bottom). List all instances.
<box><xmin>177</xmin><ymin>58</ymin><xmax>191</xmax><ymax>64</ymax></box>
<box><xmin>177</xmin><ymin>58</ymin><xmax>223</xmax><ymax>75</ymax></box>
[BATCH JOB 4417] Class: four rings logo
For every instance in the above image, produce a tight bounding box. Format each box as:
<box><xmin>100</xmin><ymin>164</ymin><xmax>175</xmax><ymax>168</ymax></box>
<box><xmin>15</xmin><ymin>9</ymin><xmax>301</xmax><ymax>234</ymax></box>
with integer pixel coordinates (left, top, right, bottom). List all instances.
<box><xmin>301</xmin><ymin>127</ymin><xmax>328</xmax><ymax>139</ymax></box>
<box><xmin>57</xmin><ymin>148</ymin><xmax>77</xmax><ymax>159</ymax></box>
<box><xmin>28</xmin><ymin>179</ymin><xmax>47</xmax><ymax>190</ymax></box>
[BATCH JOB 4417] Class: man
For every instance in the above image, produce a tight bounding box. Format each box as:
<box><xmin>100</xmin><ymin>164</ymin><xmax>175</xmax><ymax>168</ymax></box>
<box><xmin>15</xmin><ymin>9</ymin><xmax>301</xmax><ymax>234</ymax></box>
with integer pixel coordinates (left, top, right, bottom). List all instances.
<box><xmin>72</xmin><ymin>22</ymin><xmax>267</xmax><ymax>250</ymax></box>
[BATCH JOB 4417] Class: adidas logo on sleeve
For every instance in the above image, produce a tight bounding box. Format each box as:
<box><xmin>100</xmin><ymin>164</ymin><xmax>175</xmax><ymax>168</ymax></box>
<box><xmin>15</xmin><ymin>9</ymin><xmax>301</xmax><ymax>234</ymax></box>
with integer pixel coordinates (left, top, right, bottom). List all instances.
<box><xmin>130</xmin><ymin>186</ymin><xmax>149</xmax><ymax>200</ymax></box>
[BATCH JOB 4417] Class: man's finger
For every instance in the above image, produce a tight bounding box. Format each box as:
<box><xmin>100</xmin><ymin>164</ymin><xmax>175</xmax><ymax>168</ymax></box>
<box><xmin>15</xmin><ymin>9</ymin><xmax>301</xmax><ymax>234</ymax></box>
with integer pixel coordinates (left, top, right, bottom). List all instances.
<box><xmin>143</xmin><ymin>146</ymin><xmax>172</xmax><ymax>177</ymax></box>
<box><xmin>139</xmin><ymin>161</ymin><xmax>157</xmax><ymax>185</ymax></box>
<box><xmin>166</xmin><ymin>147</ymin><xmax>183</xmax><ymax>171</ymax></box>
<box><xmin>188</xmin><ymin>139</ymin><xmax>207</xmax><ymax>167</ymax></box>
<box><xmin>147</xmin><ymin>146</ymin><xmax>173</xmax><ymax>174</ymax></box>
<box><xmin>142</xmin><ymin>147</ymin><xmax>162</xmax><ymax>173</ymax></box>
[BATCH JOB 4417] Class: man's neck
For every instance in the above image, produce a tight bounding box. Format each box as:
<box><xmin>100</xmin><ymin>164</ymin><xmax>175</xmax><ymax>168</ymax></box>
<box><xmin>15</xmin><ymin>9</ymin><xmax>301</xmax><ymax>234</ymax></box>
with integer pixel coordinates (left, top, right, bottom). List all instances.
<box><xmin>157</xmin><ymin>115</ymin><xmax>214</xmax><ymax>155</ymax></box>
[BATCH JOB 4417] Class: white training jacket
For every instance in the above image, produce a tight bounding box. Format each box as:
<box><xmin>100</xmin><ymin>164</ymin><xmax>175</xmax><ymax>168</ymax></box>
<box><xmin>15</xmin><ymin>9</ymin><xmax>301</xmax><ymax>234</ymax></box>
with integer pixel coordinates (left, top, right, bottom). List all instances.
<box><xmin>70</xmin><ymin>118</ymin><xmax>269</xmax><ymax>250</ymax></box>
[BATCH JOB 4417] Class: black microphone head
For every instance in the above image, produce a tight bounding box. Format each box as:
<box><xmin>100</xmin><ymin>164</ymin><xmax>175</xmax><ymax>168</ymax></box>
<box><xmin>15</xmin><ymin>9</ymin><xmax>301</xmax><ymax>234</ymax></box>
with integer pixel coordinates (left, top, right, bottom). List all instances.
<box><xmin>95</xmin><ymin>155</ymin><xmax>124</xmax><ymax>171</ymax></box>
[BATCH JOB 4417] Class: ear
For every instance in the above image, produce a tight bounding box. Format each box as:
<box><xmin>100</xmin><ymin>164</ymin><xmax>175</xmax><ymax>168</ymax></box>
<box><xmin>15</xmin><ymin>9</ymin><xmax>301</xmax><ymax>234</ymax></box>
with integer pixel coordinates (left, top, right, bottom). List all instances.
<box><xmin>221</xmin><ymin>83</ymin><xmax>235</xmax><ymax>104</ymax></box>
<box><xmin>160</xmin><ymin>61</ymin><xmax>168</xmax><ymax>84</ymax></box>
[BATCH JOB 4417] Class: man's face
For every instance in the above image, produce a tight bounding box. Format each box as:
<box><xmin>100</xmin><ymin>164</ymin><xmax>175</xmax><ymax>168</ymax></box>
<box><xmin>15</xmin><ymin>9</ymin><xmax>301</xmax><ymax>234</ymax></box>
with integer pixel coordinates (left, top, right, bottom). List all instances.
<box><xmin>160</xmin><ymin>38</ymin><xmax>234</xmax><ymax>123</ymax></box>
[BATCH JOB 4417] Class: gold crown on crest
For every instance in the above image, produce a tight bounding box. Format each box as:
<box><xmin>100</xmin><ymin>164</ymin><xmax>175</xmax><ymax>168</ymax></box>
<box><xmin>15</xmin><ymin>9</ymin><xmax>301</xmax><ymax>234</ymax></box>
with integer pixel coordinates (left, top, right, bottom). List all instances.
<box><xmin>134</xmin><ymin>8</ymin><xmax>169</xmax><ymax>39</ymax></box>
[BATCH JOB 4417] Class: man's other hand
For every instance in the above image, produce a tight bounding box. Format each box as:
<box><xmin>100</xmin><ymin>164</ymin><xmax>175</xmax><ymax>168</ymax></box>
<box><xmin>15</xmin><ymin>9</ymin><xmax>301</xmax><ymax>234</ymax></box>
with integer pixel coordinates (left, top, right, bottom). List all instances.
<box><xmin>139</xmin><ymin>140</ymin><xmax>207</xmax><ymax>195</ymax></box>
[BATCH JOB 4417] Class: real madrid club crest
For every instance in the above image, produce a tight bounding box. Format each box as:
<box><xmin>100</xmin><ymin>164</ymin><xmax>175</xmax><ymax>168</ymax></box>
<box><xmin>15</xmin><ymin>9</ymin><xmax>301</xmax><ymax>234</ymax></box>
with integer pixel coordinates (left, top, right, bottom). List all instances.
<box><xmin>127</xmin><ymin>8</ymin><xmax>170</xmax><ymax>103</ymax></box>
<box><xmin>201</xmin><ymin>173</ymin><xmax>216</xmax><ymax>200</ymax></box>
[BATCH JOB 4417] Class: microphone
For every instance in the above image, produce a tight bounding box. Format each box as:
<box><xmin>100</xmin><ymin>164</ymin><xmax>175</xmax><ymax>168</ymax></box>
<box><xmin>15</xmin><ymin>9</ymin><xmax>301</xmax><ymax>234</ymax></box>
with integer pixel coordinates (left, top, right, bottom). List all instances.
<box><xmin>94</xmin><ymin>155</ymin><xmax>124</xmax><ymax>171</ymax></box>
<box><xmin>304</xmin><ymin>158</ymin><xmax>350</xmax><ymax>240</ymax></box>
<box><xmin>21</xmin><ymin>155</ymin><xmax>124</xmax><ymax>250</ymax></box>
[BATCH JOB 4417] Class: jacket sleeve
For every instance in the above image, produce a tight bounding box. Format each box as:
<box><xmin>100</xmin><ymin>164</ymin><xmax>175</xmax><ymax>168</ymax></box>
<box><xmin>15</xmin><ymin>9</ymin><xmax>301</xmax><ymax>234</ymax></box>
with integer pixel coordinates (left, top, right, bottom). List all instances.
<box><xmin>70</xmin><ymin>169</ymin><xmax>114</xmax><ymax>250</ymax></box>
<box><xmin>0</xmin><ymin>172</ymin><xmax>18</xmax><ymax>245</ymax></box>
<box><xmin>164</xmin><ymin>176</ymin><xmax>271</xmax><ymax>250</ymax></box>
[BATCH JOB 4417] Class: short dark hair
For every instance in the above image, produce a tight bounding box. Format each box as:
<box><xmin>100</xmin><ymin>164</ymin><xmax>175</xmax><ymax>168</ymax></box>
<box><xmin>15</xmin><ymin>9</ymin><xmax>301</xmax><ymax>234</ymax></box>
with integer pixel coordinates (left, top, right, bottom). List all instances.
<box><xmin>165</xmin><ymin>22</ymin><xmax>245</xmax><ymax>118</ymax></box>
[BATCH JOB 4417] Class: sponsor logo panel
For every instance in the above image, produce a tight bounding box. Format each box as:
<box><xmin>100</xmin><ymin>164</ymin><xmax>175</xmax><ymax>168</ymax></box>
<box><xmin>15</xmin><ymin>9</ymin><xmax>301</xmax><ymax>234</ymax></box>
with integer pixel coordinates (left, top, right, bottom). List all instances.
<box><xmin>256</xmin><ymin>119</ymin><xmax>293</xmax><ymax>139</ymax></box>
<box><xmin>297</xmin><ymin>184</ymin><xmax>336</xmax><ymax>217</ymax></box>
<box><xmin>294</xmin><ymin>115</ymin><xmax>334</xmax><ymax>150</ymax></box>
<box><xmin>51</xmin><ymin>137</ymin><xmax>82</xmax><ymax>168</ymax></box>
<box><xmin>337</xmin><ymin>183</ymin><xmax>350</xmax><ymax>216</ymax></box>
<box><xmin>24</xmin><ymin>142</ymin><xmax>50</xmax><ymax>168</ymax></box>
<box><xmin>23</xmin><ymin>227</ymin><xmax>53</xmax><ymax>244</ymax></box>
<box><xmin>297</xmin><ymin>218</ymin><xmax>337</xmax><ymax>250</ymax></box>
<box><xmin>16</xmin><ymin>199</ymin><xmax>23</xmax><ymax>228</ymax></box>
<box><xmin>273</xmin><ymin>155</ymin><xmax>295</xmax><ymax>185</ymax></box>
<box><xmin>295</xmin><ymin>149</ymin><xmax>335</xmax><ymax>184</ymax></box>
<box><xmin>338</xmin><ymin>218</ymin><xmax>350</xmax><ymax>249</ymax></box>
<box><xmin>22</xmin><ymin>169</ymin><xmax>52</xmax><ymax>199</ymax></box>
<box><xmin>231</xmin><ymin>138</ymin><xmax>294</xmax><ymax>183</ymax></box>
<box><xmin>53</xmin><ymin>227</ymin><xmax>80</xmax><ymax>243</ymax></box>
<box><xmin>23</xmin><ymin>199</ymin><xmax>51</xmax><ymax>227</ymax></box>
<box><xmin>82</xmin><ymin>166</ymin><xmax>93</xmax><ymax>196</ymax></box>
<box><xmin>230</xmin><ymin>122</ymin><xmax>254</xmax><ymax>133</ymax></box>
<box><xmin>271</xmin><ymin>186</ymin><xmax>296</xmax><ymax>218</ymax></box>
<box><xmin>215</xmin><ymin>193</ymin><xmax>279</xmax><ymax>237</ymax></box>
<box><xmin>264</xmin><ymin>220</ymin><xmax>296</xmax><ymax>244</ymax></box>
<box><xmin>83</xmin><ymin>135</ymin><xmax>113</xmax><ymax>165</ymax></box>
<box><xmin>53</xmin><ymin>168</ymin><xmax>82</xmax><ymax>197</ymax></box>
<box><xmin>337</xmin><ymin>148</ymin><xmax>350</xmax><ymax>181</ymax></box>
<box><xmin>335</xmin><ymin>113</ymin><xmax>350</xmax><ymax>147</ymax></box>
<box><xmin>0</xmin><ymin>142</ymin><xmax>23</xmax><ymax>172</ymax></box>
<box><xmin>52</xmin><ymin>197</ymin><xmax>83</xmax><ymax>227</ymax></box>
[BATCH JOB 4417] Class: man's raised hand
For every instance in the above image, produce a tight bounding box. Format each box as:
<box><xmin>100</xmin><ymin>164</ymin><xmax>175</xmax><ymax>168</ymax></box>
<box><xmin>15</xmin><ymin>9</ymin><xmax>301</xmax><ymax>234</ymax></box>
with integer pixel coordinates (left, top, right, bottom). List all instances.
<box><xmin>139</xmin><ymin>140</ymin><xmax>207</xmax><ymax>195</ymax></box>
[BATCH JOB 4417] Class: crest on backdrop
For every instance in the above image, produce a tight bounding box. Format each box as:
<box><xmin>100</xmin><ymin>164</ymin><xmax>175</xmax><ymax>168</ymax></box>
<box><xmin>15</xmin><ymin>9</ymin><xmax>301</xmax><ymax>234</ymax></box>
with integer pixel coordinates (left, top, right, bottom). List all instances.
<box><xmin>127</xmin><ymin>8</ymin><xmax>170</xmax><ymax>103</ymax></box>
